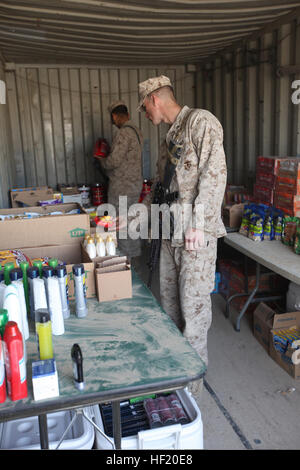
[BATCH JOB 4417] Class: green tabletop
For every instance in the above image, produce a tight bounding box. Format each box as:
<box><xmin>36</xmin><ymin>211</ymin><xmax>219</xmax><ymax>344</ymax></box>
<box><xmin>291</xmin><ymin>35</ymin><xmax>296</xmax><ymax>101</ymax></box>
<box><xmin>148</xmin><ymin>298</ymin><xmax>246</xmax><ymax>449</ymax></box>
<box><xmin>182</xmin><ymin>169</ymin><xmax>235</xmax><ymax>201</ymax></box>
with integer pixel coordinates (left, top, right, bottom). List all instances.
<box><xmin>0</xmin><ymin>270</ymin><xmax>206</xmax><ymax>421</ymax></box>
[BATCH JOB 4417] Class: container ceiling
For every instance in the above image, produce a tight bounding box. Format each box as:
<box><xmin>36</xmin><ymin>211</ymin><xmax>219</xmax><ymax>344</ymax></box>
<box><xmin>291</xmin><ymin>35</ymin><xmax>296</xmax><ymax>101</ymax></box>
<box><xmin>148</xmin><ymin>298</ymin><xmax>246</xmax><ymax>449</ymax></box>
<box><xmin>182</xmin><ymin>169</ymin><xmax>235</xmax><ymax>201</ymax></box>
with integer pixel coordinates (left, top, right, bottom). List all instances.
<box><xmin>1</xmin><ymin>0</ymin><xmax>300</xmax><ymax>65</ymax></box>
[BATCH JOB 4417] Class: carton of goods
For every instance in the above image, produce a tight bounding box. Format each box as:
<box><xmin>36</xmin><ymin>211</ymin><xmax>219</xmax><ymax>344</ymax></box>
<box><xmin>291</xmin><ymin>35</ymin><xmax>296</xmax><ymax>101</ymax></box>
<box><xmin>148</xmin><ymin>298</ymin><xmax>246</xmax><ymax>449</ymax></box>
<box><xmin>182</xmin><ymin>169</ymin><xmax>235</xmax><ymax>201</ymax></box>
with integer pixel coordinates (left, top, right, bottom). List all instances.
<box><xmin>255</xmin><ymin>171</ymin><xmax>276</xmax><ymax>189</ymax></box>
<box><xmin>274</xmin><ymin>193</ymin><xmax>300</xmax><ymax>217</ymax></box>
<box><xmin>256</xmin><ymin>156</ymin><xmax>297</xmax><ymax>175</ymax></box>
<box><xmin>0</xmin><ymin>203</ymin><xmax>89</xmax><ymax>250</ymax></box>
<box><xmin>275</xmin><ymin>176</ymin><xmax>300</xmax><ymax>195</ymax></box>
<box><xmin>278</xmin><ymin>158</ymin><xmax>300</xmax><ymax>179</ymax></box>
<box><xmin>269</xmin><ymin>311</ymin><xmax>300</xmax><ymax>379</ymax></box>
<box><xmin>253</xmin><ymin>183</ymin><xmax>274</xmax><ymax>205</ymax></box>
<box><xmin>95</xmin><ymin>255</ymin><xmax>132</xmax><ymax>302</ymax></box>
<box><xmin>10</xmin><ymin>186</ymin><xmax>53</xmax><ymax>208</ymax></box>
<box><xmin>222</xmin><ymin>203</ymin><xmax>245</xmax><ymax>228</ymax></box>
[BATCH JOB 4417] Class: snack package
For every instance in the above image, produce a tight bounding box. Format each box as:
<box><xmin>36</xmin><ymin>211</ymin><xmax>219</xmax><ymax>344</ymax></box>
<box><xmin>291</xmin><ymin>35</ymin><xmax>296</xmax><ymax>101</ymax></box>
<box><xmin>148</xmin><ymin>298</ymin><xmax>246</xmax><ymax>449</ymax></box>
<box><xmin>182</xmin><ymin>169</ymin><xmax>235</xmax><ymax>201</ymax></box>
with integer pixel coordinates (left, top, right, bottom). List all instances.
<box><xmin>282</xmin><ymin>216</ymin><xmax>298</xmax><ymax>246</ymax></box>
<box><xmin>239</xmin><ymin>205</ymin><xmax>252</xmax><ymax>236</ymax></box>
<box><xmin>0</xmin><ymin>249</ymin><xmax>31</xmax><ymax>268</ymax></box>
<box><xmin>294</xmin><ymin>221</ymin><xmax>300</xmax><ymax>255</ymax></box>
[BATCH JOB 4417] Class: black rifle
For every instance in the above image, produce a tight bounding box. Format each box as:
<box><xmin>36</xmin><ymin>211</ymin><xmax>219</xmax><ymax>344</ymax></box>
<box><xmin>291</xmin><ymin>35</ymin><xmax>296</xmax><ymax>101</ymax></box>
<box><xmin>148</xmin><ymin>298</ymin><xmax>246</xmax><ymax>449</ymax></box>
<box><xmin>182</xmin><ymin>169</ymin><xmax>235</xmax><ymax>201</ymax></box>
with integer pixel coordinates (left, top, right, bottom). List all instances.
<box><xmin>147</xmin><ymin>182</ymin><xmax>178</xmax><ymax>288</ymax></box>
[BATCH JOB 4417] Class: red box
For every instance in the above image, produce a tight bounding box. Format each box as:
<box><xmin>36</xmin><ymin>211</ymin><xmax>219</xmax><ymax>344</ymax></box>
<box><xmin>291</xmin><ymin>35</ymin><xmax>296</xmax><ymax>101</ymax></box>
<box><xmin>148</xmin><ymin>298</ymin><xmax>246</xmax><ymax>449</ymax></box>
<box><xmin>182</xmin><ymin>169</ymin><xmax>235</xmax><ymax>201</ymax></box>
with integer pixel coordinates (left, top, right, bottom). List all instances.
<box><xmin>274</xmin><ymin>192</ymin><xmax>300</xmax><ymax>216</ymax></box>
<box><xmin>256</xmin><ymin>171</ymin><xmax>276</xmax><ymax>189</ymax></box>
<box><xmin>253</xmin><ymin>183</ymin><xmax>274</xmax><ymax>204</ymax></box>
<box><xmin>278</xmin><ymin>159</ymin><xmax>300</xmax><ymax>179</ymax></box>
<box><xmin>256</xmin><ymin>156</ymin><xmax>296</xmax><ymax>175</ymax></box>
<box><xmin>275</xmin><ymin>176</ymin><xmax>300</xmax><ymax>195</ymax></box>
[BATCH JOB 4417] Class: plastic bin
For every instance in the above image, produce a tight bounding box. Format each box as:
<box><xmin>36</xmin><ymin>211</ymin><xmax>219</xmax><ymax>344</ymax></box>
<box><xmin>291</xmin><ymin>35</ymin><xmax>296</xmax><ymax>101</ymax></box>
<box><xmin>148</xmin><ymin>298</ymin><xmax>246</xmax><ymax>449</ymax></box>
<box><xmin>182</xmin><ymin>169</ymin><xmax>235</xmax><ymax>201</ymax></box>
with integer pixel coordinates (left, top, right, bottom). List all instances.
<box><xmin>93</xmin><ymin>388</ymin><xmax>203</xmax><ymax>450</ymax></box>
<box><xmin>0</xmin><ymin>407</ymin><xmax>95</xmax><ymax>450</ymax></box>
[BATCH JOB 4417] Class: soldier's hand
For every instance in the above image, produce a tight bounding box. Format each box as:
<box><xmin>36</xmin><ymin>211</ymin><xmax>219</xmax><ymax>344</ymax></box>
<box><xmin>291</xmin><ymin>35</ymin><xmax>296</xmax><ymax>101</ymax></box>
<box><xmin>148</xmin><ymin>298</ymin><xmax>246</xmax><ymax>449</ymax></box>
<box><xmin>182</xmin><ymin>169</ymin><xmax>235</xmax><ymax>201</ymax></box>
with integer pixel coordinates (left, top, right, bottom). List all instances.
<box><xmin>185</xmin><ymin>227</ymin><xmax>205</xmax><ymax>251</ymax></box>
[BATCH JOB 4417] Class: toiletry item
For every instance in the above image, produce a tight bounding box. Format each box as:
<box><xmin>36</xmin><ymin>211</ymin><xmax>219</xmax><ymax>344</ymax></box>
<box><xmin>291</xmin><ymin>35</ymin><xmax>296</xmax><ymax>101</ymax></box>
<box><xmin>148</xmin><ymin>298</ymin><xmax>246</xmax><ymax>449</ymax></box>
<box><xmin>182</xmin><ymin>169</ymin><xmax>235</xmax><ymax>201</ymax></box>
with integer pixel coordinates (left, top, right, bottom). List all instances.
<box><xmin>71</xmin><ymin>343</ymin><xmax>84</xmax><ymax>390</ymax></box>
<box><xmin>33</xmin><ymin>260</ymin><xmax>43</xmax><ymax>278</ymax></box>
<box><xmin>56</xmin><ymin>265</ymin><xmax>70</xmax><ymax>319</ymax></box>
<box><xmin>28</xmin><ymin>266</ymin><xmax>40</xmax><ymax>319</ymax></box>
<box><xmin>47</xmin><ymin>276</ymin><xmax>65</xmax><ymax>336</ymax></box>
<box><xmin>3</xmin><ymin>284</ymin><xmax>24</xmax><ymax>340</ymax></box>
<box><xmin>106</xmin><ymin>236</ymin><xmax>116</xmax><ymax>256</ymax></box>
<box><xmin>10</xmin><ymin>270</ymin><xmax>29</xmax><ymax>341</ymax></box>
<box><xmin>35</xmin><ymin>309</ymin><xmax>53</xmax><ymax>360</ymax></box>
<box><xmin>0</xmin><ymin>337</ymin><xmax>6</xmax><ymax>403</ymax></box>
<box><xmin>96</xmin><ymin>236</ymin><xmax>106</xmax><ymax>257</ymax></box>
<box><xmin>86</xmin><ymin>237</ymin><xmax>97</xmax><ymax>259</ymax></box>
<box><xmin>0</xmin><ymin>271</ymin><xmax>6</xmax><ymax>309</ymax></box>
<box><xmin>32</xmin><ymin>277</ymin><xmax>48</xmax><ymax>312</ymax></box>
<box><xmin>3</xmin><ymin>262</ymin><xmax>14</xmax><ymax>286</ymax></box>
<box><xmin>72</xmin><ymin>264</ymin><xmax>87</xmax><ymax>318</ymax></box>
<box><xmin>83</xmin><ymin>233</ymin><xmax>90</xmax><ymax>248</ymax></box>
<box><xmin>0</xmin><ymin>309</ymin><xmax>8</xmax><ymax>338</ymax></box>
<box><xmin>3</xmin><ymin>321</ymin><xmax>28</xmax><ymax>401</ymax></box>
<box><xmin>48</xmin><ymin>258</ymin><xmax>58</xmax><ymax>269</ymax></box>
<box><xmin>19</xmin><ymin>261</ymin><xmax>30</xmax><ymax>315</ymax></box>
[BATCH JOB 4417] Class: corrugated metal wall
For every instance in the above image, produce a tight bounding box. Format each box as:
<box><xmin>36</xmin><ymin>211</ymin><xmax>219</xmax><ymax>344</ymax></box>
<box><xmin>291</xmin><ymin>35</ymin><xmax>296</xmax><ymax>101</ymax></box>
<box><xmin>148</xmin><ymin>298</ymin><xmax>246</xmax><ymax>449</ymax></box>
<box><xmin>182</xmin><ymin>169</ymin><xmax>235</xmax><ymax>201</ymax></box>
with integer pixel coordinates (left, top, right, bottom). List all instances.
<box><xmin>5</xmin><ymin>65</ymin><xmax>194</xmax><ymax>192</ymax></box>
<box><xmin>0</xmin><ymin>61</ymin><xmax>15</xmax><ymax>208</ymax></box>
<box><xmin>196</xmin><ymin>17</ymin><xmax>300</xmax><ymax>189</ymax></box>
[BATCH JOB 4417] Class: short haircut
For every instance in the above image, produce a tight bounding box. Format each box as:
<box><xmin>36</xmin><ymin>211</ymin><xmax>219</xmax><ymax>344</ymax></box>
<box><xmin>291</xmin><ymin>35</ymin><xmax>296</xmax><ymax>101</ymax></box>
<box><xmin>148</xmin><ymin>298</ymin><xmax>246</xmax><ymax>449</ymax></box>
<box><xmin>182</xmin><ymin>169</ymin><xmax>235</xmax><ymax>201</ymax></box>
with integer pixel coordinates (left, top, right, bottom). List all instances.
<box><xmin>150</xmin><ymin>85</ymin><xmax>175</xmax><ymax>101</ymax></box>
<box><xmin>111</xmin><ymin>104</ymin><xmax>128</xmax><ymax>115</ymax></box>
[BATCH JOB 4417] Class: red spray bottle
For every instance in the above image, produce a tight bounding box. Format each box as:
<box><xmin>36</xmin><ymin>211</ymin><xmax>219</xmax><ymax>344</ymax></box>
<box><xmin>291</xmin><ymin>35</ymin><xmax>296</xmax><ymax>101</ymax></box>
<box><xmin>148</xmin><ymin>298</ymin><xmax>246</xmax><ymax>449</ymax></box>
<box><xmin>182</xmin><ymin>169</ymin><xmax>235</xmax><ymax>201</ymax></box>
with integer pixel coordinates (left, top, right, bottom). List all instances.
<box><xmin>0</xmin><ymin>337</ymin><xmax>6</xmax><ymax>403</ymax></box>
<box><xmin>3</xmin><ymin>321</ymin><xmax>27</xmax><ymax>401</ymax></box>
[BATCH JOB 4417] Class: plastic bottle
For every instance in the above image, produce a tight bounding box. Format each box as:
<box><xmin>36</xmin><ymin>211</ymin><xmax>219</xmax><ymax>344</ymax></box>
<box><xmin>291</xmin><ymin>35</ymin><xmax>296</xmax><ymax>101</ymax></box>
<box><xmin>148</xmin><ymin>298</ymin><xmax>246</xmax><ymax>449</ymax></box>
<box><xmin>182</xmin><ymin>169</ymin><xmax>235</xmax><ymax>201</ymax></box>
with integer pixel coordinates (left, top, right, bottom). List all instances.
<box><xmin>106</xmin><ymin>236</ymin><xmax>116</xmax><ymax>256</ymax></box>
<box><xmin>10</xmin><ymin>269</ymin><xmax>29</xmax><ymax>341</ymax></box>
<box><xmin>3</xmin><ymin>321</ymin><xmax>28</xmax><ymax>401</ymax></box>
<box><xmin>0</xmin><ymin>271</ymin><xmax>6</xmax><ymax>309</ymax></box>
<box><xmin>83</xmin><ymin>234</ymin><xmax>90</xmax><ymax>248</ymax></box>
<box><xmin>56</xmin><ymin>265</ymin><xmax>70</xmax><ymax>319</ymax></box>
<box><xmin>48</xmin><ymin>258</ymin><xmax>58</xmax><ymax>270</ymax></box>
<box><xmin>32</xmin><ymin>277</ymin><xmax>48</xmax><ymax>312</ymax></box>
<box><xmin>72</xmin><ymin>264</ymin><xmax>87</xmax><ymax>318</ymax></box>
<box><xmin>3</xmin><ymin>284</ymin><xmax>25</xmax><ymax>341</ymax></box>
<box><xmin>33</xmin><ymin>260</ymin><xmax>43</xmax><ymax>278</ymax></box>
<box><xmin>47</xmin><ymin>276</ymin><xmax>65</xmax><ymax>335</ymax></box>
<box><xmin>42</xmin><ymin>266</ymin><xmax>54</xmax><ymax>307</ymax></box>
<box><xmin>0</xmin><ymin>309</ymin><xmax>8</xmax><ymax>338</ymax></box>
<box><xmin>28</xmin><ymin>266</ymin><xmax>40</xmax><ymax>319</ymax></box>
<box><xmin>35</xmin><ymin>309</ymin><xmax>53</xmax><ymax>360</ymax></box>
<box><xmin>3</xmin><ymin>262</ymin><xmax>14</xmax><ymax>286</ymax></box>
<box><xmin>96</xmin><ymin>236</ymin><xmax>106</xmax><ymax>257</ymax></box>
<box><xmin>71</xmin><ymin>343</ymin><xmax>85</xmax><ymax>390</ymax></box>
<box><xmin>86</xmin><ymin>237</ymin><xmax>97</xmax><ymax>259</ymax></box>
<box><xmin>0</xmin><ymin>337</ymin><xmax>6</xmax><ymax>403</ymax></box>
<box><xmin>20</xmin><ymin>261</ymin><xmax>30</xmax><ymax>315</ymax></box>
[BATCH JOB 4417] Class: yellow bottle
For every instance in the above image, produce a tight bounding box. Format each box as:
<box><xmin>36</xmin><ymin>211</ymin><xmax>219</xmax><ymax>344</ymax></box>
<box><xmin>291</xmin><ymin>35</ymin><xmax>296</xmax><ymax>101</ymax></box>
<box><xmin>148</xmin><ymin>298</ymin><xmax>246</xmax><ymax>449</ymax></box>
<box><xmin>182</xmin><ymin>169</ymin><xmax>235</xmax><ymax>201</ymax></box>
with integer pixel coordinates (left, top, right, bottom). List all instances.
<box><xmin>36</xmin><ymin>310</ymin><xmax>53</xmax><ymax>360</ymax></box>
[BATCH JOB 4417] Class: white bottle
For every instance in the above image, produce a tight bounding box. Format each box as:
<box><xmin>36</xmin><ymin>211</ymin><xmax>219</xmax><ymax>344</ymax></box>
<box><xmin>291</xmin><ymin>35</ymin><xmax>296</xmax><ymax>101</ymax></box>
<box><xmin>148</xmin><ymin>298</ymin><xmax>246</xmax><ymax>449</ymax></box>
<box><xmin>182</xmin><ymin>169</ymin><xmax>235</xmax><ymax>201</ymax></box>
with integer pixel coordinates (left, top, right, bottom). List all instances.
<box><xmin>47</xmin><ymin>276</ymin><xmax>65</xmax><ymax>336</ymax></box>
<box><xmin>96</xmin><ymin>236</ymin><xmax>106</xmax><ymax>257</ymax></box>
<box><xmin>106</xmin><ymin>236</ymin><xmax>116</xmax><ymax>256</ymax></box>
<box><xmin>83</xmin><ymin>233</ymin><xmax>90</xmax><ymax>248</ymax></box>
<box><xmin>3</xmin><ymin>284</ymin><xmax>25</xmax><ymax>340</ymax></box>
<box><xmin>12</xmin><ymin>280</ymin><xmax>29</xmax><ymax>341</ymax></box>
<box><xmin>0</xmin><ymin>272</ymin><xmax>6</xmax><ymax>309</ymax></box>
<box><xmin>32</xmin><ymin>277</ymin><xmax>48</xmax><ymax>312</ymax></box>
<box><xmin>86</xmin><ymin>237</ymin><xmax>97</xmax><ymax>259</ymax></box>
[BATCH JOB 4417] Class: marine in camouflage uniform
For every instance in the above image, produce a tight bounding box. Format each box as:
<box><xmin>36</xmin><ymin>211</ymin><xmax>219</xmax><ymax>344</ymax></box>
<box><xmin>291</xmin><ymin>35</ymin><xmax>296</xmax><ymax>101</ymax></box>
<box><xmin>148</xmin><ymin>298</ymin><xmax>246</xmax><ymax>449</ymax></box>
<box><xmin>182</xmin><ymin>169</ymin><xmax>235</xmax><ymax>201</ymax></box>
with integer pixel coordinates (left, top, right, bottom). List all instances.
<box><xmin>99</xmin><ymin>100</ymin><xmax>143</xmax><ymax>258</ymax></box>
<box><xmin>138</xmin><ymin>77</ymin><xmax>227</xmax><ymax>388</ymax></box>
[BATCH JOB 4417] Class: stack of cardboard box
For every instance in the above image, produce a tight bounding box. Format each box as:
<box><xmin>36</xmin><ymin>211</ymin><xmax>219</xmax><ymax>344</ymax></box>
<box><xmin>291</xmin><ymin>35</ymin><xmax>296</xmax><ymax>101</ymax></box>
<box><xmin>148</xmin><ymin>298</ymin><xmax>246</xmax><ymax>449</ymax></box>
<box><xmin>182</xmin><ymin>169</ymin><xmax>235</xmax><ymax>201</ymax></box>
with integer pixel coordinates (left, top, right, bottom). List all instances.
<box><xmin>253</xmin><ymin>156</ymin><xmax>300</xmax><ymax>216</ymax></box>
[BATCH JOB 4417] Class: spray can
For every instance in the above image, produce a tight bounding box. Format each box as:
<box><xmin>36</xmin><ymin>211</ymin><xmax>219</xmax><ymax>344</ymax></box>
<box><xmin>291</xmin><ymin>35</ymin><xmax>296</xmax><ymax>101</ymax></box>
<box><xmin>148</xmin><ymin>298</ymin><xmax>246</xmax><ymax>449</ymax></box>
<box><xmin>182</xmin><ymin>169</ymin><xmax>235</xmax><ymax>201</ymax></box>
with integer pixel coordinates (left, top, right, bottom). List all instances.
<box><xmin>0</xmin><ymin>309</ymin><xmax>8</xmax><ymax>338</ymax></box>
<box><xmin>3</xmin><ymin>321</ymin><xmax>28</xmax><ymax>401</ymax></box>
<box><xmin>35</xmin><ymin>309</ymin><xmax>53</xmax><ymax>360</ymax></box>
<box><xmin>56</xmin><ymin>265</ymin><xmax>70</xmax><ymax>319</ymax></box>
<box><xmin>42</xmin><ymin>266</ymin><xmax>54</xmax><ymax>306</ymax></box>
<box><xmin>72</xmin><ymin>264</ymin><xmax>87</xmax><ymax>318</ymax></box>
<box><xmin>28</xmin><ymin>266</ymin><xmax>40</xmax><ymax>319</ymax></box>
<box><xmin>0</xmin><ymin>337</ymin><xmax>6</xmax><ymax>403</ymax></box>
<box><xmin>47</xmin><ymin>276</ymin><xmax>65</xmax><ymax>336</ymax></box>
<box><xmin>71</xmin><ymin>343</ymin><xmax>84</xmax><ymax>390</ymax></box>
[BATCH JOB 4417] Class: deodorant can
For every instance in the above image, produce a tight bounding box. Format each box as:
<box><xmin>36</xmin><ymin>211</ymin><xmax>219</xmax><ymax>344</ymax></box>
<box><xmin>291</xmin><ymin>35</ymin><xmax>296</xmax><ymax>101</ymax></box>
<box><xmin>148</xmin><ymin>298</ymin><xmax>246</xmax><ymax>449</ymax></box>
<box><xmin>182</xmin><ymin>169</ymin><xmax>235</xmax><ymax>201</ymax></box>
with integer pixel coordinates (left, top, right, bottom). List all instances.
<box><xmin>72</xmin><ymin>264</ymin><xmax>87</xmax><ymax>318</ymax></box>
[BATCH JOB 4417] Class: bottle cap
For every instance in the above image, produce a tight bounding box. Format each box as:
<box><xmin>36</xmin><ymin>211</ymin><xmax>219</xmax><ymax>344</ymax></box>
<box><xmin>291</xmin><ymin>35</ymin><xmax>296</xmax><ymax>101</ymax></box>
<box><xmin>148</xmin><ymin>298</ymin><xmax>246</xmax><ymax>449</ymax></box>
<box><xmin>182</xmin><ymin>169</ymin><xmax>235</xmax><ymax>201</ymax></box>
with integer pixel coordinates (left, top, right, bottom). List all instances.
<box><xmin>72</xmin><ymin>264</ymin><xmax>85</xmax><ymax>276</ymax></box>
<box><xmin>28</xmin><ymin>266</ymin><xmax>40</xmax><ymax>279</ymax></box>
<box><xmin>0</xmin><ymin>309</ymin><xmax>8</xmax><ymax>337</ymax></box>
<box><xmin>106</xmin><ymin>236</ymin><xmax>112</xmax><ymax>242</ymax></box>
<box><xmin>35</xmin><ymin>308</ymin><xmax>50</xmax><ymax>323</ymax></box>
<box><xmin>10</xmin><ymin>268</ymin><xmax>23</xmax><ymax>281</ymax></box>
<box><xmin>48</xmin><ymin>258</ymin><xmax>58</xmax><ymax>269</ymax></box>
<box><xmin>39</xmin><ymin>312</ymin><xmax>50</xmax><ymax>323</ymax></box>
<box><xmin>56</xmin><ymin>265</ymin><xmax>67</xmax><ymax>278</ymax></box>
<box><xmin>87</xmin><ymin>238</ymin><xmax>94</xmax><ymax>244</ymax></box>
<box><xmin>42</xmin><ymin>266</ymin><xmax>54</xmax><ymax>278</ymax></box>
<box><xmin>4</xmin><ymin>321</ymin><xmax>20</xmax><ymax>337</ymax></box>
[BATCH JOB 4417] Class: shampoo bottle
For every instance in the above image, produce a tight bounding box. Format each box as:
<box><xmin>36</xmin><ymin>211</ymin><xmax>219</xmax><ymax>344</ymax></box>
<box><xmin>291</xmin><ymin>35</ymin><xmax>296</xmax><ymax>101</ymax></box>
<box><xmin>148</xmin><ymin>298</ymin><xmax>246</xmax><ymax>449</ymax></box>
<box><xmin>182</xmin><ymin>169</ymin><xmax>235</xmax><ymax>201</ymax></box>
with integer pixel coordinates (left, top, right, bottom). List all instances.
<box><xmin>3</xmin><ymin>321</ymin><xmax>28</xmax><ymax>401</ymax></box>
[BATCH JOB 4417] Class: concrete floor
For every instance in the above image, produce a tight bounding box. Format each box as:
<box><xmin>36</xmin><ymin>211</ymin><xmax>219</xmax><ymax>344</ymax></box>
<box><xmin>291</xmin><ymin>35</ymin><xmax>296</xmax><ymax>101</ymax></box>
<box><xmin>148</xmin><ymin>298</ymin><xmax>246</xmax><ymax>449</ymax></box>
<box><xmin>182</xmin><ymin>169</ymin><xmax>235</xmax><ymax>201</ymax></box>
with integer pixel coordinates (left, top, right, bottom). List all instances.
<box><xmin>132</xmin><ymin>244</ymin><xmax>300</xmax><ymax>451</ymax></box>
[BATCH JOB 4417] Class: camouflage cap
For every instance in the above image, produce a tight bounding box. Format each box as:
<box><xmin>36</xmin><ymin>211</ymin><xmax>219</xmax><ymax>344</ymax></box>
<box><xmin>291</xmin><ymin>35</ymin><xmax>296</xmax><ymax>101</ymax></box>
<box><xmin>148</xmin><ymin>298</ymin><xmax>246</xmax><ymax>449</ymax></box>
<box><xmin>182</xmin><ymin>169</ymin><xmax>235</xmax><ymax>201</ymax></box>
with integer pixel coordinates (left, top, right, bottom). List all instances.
<box><xmin>137</xmin><ymin>75</ymin><xmax>173</xmax><ymax>111</ymax></box>
<box><xmin>108</xmin><ymin>100</ymin><xmax>127</xmax><ymax>114</ymax></box>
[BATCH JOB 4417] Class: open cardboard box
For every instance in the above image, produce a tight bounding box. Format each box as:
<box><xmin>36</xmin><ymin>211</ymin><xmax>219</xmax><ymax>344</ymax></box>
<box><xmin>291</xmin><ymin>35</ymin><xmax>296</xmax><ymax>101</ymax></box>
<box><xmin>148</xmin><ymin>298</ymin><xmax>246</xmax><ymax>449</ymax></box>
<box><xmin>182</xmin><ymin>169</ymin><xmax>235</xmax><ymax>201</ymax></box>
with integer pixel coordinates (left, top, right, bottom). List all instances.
<box><xmin>222</xmin><ymin>203</ymin><xmax>245</xmax><ymax>228</ymax></box>
<box><xmin>0</xmin><ymin>203</ymin><xmax>90</xmax><ymax>250</ymax></box>
<box><xmin>10</xmin><ymin>186</ymin><xmax>54</xmax><ymax>208</ymax></box>
<box><xmin>253</xmin><ymin>302</ymin><xmax>277</xmax><ymax>353</ymax></box>
<box><xmin>81</xmin><ymin>244</ymin><xmax>131</xmax><ymax>302</ymax></box>
<box><xmin>269</xmin><ymin>311</ymin><xmax>300</xmax><ymax>380</ymax></box>
<box><xmin>21</xmin><ymin>244</ymin><xmax>95</xmax><ymax>300</ymax></box>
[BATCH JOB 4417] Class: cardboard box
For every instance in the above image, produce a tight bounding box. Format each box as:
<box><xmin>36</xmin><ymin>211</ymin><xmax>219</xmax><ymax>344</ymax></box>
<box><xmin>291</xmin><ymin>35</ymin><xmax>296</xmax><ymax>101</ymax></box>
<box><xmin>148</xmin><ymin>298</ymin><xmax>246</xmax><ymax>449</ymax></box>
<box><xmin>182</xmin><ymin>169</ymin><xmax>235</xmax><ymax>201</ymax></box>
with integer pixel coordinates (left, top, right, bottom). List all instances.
<box><xmin>0</xmin><ymin>203</ymin><xmax>90</xmax><ymax>250</ymax></box>
<box><xmin>253</xmin><ymin>183</ymin><xmax>274</xmax><ymax>204</ymax></box>
<box><xmin>278</xmin><ymin>158</ymin><xmax>300</xmax><ymax>179</ymax></box>
<box><xmin>275</xmin><ymin>176</ymin><xmax>300</xmax><ymax>195</ymax></box>
<box><xmin>255</xmin><ymin>171</ymin><xmax>277</xmax><ymax>189</ymax></box>
<box><xmin>256</xmin><ymin>156</ymin><xmax>296</xmax><ymax>175</ymax></box>
<box><xmin>222</xmin><ymin>203</ymin><xmax>245</xmax><ymax>228</ymax></box>
<box><xmin>10</xmin><ymin>186</ymin><xmax>53</xmax><ymax>208</ymax></box>
<box><xmin>274</xmin><ymin>193</ymin><xmax>300</xmax><ymax>217</ymax></box>
<box><xmin>19</xmin><ymin>243</ymin><xmax>96</xmax><ymax>300</ymax></box>
<box><xmin>270</xmin><ymin>311</ymin><xmax>300</xmax><ymax>380</ymax></box>
<box><xmin>253</xmin><ymin>302</ymin><xmax>277</xmax><ymax>353</ymax></box>
<box><xmin>95</xmin><ymin>255</ymin><xmax>132</xmax><ymax>302</ymax></box>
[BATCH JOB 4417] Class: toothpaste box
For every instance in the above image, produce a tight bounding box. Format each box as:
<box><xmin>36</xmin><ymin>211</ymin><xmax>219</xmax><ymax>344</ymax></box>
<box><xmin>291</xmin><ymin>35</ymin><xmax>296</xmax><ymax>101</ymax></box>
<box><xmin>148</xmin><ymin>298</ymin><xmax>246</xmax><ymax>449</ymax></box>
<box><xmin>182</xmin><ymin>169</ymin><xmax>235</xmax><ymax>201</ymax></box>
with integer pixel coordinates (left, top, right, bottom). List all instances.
<box><xmin>32</xmin><ymin>359</ymin><xmax>59</xmax><ymax>401</ymax></box>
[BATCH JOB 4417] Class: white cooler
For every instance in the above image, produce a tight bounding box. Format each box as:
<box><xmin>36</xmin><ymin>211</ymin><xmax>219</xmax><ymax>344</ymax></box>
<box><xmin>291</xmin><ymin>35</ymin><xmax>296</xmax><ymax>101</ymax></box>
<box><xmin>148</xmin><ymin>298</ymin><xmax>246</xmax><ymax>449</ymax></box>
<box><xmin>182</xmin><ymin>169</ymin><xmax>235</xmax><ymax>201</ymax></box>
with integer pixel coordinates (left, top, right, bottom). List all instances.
<box><xmin>93</xmin><ymin>388</ymin><xmax>203</xmax><ymax>450</ymax></box>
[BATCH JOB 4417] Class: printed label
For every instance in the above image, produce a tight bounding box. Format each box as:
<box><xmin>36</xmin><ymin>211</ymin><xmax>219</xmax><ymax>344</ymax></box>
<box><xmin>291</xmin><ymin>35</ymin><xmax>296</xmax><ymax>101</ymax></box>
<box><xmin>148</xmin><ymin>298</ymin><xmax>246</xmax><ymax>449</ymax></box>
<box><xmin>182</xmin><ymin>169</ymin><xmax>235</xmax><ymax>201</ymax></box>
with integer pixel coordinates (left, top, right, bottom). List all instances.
<box><xmin>68</xmin><ymin>228</ymin><xmax>87</xmax><ymax>238</ymax></box>
<box><xmin>19</xmin><ymin>356</ymin><xmax>26</xmax><ymax>383</ymax></box>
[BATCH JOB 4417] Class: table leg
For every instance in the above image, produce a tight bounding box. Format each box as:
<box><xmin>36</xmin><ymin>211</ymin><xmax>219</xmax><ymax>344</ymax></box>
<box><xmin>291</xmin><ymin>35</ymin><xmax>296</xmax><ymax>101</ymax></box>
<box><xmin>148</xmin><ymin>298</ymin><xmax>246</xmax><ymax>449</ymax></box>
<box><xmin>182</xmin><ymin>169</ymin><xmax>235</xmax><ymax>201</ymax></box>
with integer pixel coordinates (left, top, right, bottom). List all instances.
<box><xmin>38</xmin><ymin>414</ymin><xmax>49</xmax><ymax>449</ymax></box>
<box><xmin>235</xmin><ymin>262</ymin><xmax>261</xmax><ymax>332</ymax></box>
<box><xmin>112</xmin><ymin>400</ymin><xmax>122</xmax><ymax>450</ymax></box>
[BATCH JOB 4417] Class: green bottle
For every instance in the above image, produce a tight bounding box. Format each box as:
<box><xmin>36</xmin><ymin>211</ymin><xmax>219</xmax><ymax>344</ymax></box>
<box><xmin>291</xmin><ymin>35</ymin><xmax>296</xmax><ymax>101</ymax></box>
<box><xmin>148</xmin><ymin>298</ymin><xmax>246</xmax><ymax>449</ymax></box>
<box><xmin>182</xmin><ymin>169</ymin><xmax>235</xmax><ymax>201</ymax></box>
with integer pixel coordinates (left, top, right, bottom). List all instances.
<box><xmin>3</xmin><ymin>262</ymin><xmax>14</xmax><ymax>286</ymax></box>
<box><xmin>0</xmin><ymin>309</ymin><xmax>8</xmax><ymax>338</ymax></box>
<box><xmin>33</xmin><ymin>260</ymin><xmax>43</xmax><ymax>278</ymax></box>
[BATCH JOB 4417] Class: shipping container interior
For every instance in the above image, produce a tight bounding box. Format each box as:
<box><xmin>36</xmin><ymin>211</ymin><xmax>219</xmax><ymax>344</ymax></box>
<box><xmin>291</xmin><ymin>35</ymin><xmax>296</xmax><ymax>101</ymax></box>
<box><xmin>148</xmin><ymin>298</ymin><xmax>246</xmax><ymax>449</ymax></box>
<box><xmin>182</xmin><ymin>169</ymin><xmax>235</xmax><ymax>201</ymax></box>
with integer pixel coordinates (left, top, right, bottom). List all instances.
<box><xmin>1</xmin><ymin>0</ymin><xmax>300</xmax><ymax>450</ymax></box>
